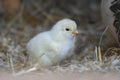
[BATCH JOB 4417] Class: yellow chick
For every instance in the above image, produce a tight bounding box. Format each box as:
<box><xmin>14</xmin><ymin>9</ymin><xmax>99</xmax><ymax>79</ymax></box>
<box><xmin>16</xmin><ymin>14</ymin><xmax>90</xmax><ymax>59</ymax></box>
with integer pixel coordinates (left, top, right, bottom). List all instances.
<box><xmin>27</xmin><ymin>18</ymin><xmax>78</xmax><ymax>68</ymax></box>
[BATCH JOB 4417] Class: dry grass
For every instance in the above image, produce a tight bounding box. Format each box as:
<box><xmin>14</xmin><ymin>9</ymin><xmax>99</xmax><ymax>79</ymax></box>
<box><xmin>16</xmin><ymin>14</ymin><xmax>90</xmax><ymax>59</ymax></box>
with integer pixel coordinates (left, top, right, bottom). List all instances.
<box><xmin>0</xmin><ymin>0</ymin><xmax>120</xmax><ymax>74</ymax></box>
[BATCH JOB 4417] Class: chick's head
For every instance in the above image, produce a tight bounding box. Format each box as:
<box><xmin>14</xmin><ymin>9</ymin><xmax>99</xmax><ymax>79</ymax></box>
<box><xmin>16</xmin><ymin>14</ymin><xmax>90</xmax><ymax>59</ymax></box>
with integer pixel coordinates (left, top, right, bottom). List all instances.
<box><xmin>51</xmin><ymin>18</ymin><xmax>78</xmax><ymax>39</ymax></box>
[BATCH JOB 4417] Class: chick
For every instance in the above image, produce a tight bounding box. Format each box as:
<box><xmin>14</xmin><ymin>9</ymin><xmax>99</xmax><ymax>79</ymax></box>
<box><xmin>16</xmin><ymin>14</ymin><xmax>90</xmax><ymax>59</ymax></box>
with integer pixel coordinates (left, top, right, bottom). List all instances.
<box><xmin>27</xmin><ymin>18</ymin><xmax>78</xmax><ymax>68</ymax></box>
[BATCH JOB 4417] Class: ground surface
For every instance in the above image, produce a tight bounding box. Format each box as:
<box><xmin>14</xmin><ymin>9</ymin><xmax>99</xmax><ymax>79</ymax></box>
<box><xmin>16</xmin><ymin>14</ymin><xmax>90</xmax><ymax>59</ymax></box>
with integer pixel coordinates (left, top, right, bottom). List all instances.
<box><xmin>0</xmin><ymin>71</ymin><xmax>120</xmax><ymax>80</ymax></box>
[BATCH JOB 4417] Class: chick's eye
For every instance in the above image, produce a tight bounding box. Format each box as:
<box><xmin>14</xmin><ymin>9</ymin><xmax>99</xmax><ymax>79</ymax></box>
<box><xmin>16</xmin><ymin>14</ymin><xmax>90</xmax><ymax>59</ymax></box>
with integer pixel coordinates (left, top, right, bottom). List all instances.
<box><xmin>65</xmin><ymin>28</ymin><xmax>70</xmax><ymax>31</ymax></box>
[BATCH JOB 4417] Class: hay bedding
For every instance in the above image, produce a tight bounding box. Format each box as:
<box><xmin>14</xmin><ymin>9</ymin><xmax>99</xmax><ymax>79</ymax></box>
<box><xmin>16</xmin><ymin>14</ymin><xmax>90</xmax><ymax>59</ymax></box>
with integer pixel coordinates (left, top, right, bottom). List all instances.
<box><xmin>0</xmin><ymin>0</ymin><xmax>120</xmax><ymax>73</ymax></box>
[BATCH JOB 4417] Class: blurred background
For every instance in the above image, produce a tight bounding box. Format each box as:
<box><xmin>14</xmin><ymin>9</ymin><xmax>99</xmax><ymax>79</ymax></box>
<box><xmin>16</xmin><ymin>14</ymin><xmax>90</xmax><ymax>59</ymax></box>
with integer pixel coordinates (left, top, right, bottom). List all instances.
<box><xmin>1</xmin><ymin>0</ymin><xmax>116</xmax><ymax>72</ymax></box>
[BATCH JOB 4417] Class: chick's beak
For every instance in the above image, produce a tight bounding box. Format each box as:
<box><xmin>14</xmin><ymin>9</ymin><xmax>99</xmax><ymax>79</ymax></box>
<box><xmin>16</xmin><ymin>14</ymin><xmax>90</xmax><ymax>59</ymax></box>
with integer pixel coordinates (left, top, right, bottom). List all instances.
<box><xmin>72</xmin><ymin>30</ymin><xmax>79</xmax><ymax>35</ymax></box>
